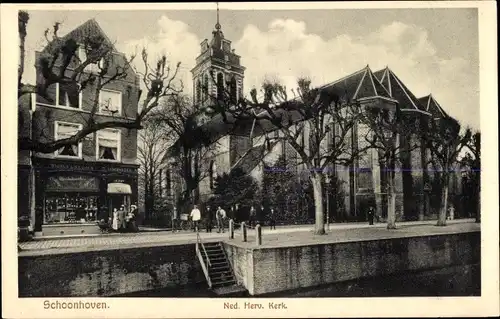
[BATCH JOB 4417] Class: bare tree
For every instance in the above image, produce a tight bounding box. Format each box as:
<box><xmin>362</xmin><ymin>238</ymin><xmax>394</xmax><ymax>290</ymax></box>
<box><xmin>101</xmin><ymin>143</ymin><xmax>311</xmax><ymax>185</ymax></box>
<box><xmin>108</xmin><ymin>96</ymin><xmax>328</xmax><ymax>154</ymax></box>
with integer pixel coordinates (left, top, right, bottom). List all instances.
<box><xmin>359</xmin><ymin>107</ymin><xmax>420</xmax><ymax>229</ymax></box>
<box><xmin>423</xmin><ymin>116</ymin><xmax>471</xmax><ymax>226</ymax></box>
<box><xmin>465</xmin><ymin>131</ymin><xmax>481</xmax><ymax>223</ymax></box>
<box><xmin>18</xmin><ymin>11</ymin><xmax>183</xmax><ymax>153</ymax></box>
<box><xmin>154</xmin><ymin>95</ymin><xmax>220</xmax><ymax>214</ymax></box>
<box><xmin>137</xmin><ymin>116</ymin><xmax>170</xmax><ymax>220</ymax></box>
<box><xmin>208</xmin><ymin>78</ymin><xmax>368</xmax><ymax>235</ymax></box>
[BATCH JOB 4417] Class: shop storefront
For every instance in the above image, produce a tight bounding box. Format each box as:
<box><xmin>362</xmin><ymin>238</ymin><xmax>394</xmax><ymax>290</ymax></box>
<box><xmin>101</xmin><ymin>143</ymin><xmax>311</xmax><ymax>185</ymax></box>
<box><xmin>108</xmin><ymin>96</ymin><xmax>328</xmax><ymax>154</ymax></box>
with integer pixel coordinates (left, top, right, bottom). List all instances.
<box><xmin>33</xmin><ymin>158</ymin><xmax>138</xmax><ymax>236</ymax></box>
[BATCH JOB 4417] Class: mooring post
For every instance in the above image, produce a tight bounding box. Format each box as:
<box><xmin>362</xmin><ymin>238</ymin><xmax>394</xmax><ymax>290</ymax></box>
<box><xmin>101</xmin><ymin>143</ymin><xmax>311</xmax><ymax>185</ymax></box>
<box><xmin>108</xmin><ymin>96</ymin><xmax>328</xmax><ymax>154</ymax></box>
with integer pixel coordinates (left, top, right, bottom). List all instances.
<box><xmin>241</xmin><ymin>222</ymin><xmax>247</xmax><ymax>242</ymax></box>
<box><xmin>256</xmin><ymin>224</ymin><xmax>262</xmax><ymax>246</ymax></box>
<box><xmin>229</xmin><ymin>219</ymin><xmax>234</xmax><ymax>239</ymax></box>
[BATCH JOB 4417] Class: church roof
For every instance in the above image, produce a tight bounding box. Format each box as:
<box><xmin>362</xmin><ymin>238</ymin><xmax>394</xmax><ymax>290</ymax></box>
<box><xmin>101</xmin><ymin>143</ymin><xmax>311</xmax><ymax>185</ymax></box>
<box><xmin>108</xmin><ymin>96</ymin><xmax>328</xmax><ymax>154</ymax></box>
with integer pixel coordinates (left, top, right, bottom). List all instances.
<box><xmin>373</xmin><ymin>67</ymin><xmax>429</xmax><ymax>113</ymax></box>
<box><xmin>320</xmin><ymin>65</ymin><xmax>393</xmax><ymax>101</ymax></box>
<box><xmin>231</xmin><ymin>141</ymin><xmax>279</xmax><ymax>174</ymax></box>
<box><xmin>418</xmin><ymin>94</ymin><xmax>449</xmax><ymax>119</ymax></box>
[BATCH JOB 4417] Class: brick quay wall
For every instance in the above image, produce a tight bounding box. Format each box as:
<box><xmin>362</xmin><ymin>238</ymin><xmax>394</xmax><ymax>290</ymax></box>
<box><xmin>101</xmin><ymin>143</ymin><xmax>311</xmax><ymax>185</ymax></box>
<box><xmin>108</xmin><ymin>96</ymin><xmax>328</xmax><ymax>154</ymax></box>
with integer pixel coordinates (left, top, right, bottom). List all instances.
<box><xmin>18</xmin><ymin>244</ymin><xmax>204</xmax><ymax>297</ymax></box>
<box><xmin>224</xmin><ymin>231</ymin><xmax>480</xmax><ymax>296</ymax></box>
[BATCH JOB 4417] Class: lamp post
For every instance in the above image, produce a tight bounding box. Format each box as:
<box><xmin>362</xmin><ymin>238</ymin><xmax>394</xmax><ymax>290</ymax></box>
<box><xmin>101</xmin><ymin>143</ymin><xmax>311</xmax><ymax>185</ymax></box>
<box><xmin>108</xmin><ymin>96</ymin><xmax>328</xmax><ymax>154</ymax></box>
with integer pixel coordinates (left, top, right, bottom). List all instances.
<box><xmin>423</xmin><ymin>182</ymin><xmax>431</xmax><ymax>219</ymax></box>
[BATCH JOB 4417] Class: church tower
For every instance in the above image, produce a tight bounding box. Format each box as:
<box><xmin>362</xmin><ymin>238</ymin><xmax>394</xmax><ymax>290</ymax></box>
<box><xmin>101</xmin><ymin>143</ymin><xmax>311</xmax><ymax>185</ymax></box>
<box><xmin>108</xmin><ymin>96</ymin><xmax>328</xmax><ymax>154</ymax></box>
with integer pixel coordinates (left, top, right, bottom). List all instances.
<box><xmin>191</xmin><ymin>4</ymin><xmax>246</xmax><ymax>110</ymax></box>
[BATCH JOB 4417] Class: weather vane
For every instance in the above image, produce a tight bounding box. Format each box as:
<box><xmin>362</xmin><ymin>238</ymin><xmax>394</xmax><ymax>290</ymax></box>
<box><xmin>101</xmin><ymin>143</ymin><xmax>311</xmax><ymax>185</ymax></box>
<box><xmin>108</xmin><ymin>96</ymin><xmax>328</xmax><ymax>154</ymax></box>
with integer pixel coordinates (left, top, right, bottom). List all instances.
<box><xmin>215</xmin><ymin>2</ymin><xmax>221</xmax><ymax>30</ymax></box>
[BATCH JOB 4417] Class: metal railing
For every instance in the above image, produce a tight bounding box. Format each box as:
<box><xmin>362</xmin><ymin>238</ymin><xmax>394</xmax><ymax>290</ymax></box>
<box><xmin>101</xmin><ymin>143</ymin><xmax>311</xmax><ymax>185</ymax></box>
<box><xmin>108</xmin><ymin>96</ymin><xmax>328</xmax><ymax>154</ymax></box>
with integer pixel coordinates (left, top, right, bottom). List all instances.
<box><xmin>195</xmin><ymin>230</ymin><xmax>212</xmax><ymax>288</ymax></box>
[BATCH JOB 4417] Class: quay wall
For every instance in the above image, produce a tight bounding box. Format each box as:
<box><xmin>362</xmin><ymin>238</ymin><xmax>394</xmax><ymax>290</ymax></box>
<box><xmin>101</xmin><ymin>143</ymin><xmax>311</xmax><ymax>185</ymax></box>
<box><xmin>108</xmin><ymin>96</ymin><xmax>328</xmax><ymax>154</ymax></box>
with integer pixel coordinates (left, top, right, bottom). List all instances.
<box><xmin>224</xmin><ymin>231</ymin><xmax>480</xmax><ymax>295</ymax></box>
<box><xmin>18</xmin><ymin>244</ymin><xmax>204</xmax><ymax>297</ymax></box>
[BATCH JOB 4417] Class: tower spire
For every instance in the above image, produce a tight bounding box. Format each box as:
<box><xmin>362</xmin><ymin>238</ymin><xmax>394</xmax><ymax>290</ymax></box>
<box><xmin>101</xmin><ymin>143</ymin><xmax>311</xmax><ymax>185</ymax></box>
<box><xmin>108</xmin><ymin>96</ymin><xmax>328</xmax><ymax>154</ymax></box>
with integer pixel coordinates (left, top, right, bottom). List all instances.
<box><xmin>215</xmin><ymin>2</ymin><xmax>221</xmax><ymax>30</ymax></box>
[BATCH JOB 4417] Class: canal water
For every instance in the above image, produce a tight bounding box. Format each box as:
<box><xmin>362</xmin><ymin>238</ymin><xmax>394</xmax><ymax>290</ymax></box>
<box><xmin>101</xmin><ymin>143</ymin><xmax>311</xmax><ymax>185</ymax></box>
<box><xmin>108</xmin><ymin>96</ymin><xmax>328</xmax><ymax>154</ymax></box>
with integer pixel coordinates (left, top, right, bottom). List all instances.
<box><xmin>116</xmin><ymin>264</ymin><xmax>480</xmax><ymax>297</ymax></box>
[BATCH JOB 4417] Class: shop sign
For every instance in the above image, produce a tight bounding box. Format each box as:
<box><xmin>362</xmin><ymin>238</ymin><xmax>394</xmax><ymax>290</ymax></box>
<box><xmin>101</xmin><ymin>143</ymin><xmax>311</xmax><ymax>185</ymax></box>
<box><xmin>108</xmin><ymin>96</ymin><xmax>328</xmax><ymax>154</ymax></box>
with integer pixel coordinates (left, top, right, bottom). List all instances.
<box><xmin>46</xmin><ymin>163</ymin><xmax>137</xmax><ymax>174</ymax></box>
<box><xmin>46</xmin><ymin>175</ymin><xmax>99</xmax><ymax>192</ymax></box>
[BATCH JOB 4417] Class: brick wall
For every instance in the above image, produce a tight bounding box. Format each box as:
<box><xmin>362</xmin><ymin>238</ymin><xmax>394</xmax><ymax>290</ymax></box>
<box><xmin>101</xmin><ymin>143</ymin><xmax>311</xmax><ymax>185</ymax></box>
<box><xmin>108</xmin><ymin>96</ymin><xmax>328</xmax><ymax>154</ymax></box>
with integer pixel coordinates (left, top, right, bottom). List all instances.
<box><xmin>227</xmin><ymin>231</ymin><xmax>479</xmax><ymax>295</ymax></box>
<box><xmin>18</xmin><ymin>244</ymin><xmax>204</xmax><ymax>297</ymax></box>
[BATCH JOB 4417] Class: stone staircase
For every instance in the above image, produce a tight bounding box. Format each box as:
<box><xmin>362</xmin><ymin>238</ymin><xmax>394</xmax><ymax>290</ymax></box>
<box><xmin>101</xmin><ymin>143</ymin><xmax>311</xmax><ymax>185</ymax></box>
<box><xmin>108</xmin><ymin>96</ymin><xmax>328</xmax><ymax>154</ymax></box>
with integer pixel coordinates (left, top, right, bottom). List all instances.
<box><xmin>200</xmin><ymin>242</ymin><xmax>247</xmax><ymax>296</ymax></box>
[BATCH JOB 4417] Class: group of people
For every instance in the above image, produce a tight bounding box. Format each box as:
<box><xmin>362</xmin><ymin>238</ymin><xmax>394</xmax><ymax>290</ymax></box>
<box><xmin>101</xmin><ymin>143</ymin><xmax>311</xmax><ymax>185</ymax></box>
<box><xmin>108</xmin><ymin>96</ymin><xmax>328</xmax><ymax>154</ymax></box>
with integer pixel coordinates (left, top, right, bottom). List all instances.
<box><xmin>110</xmin><ymin>204</ymin><xmax>138</xmax><ymax>232</ymax></box>
<box><xmin>188</xmin><ymin>204</ymin><xmax>278</xmax><ymax>233</ymax></box>
<box><xmin>189</xmin><ymin>205</ymin><xmax>227</xmax><ymax>233</ymax></box>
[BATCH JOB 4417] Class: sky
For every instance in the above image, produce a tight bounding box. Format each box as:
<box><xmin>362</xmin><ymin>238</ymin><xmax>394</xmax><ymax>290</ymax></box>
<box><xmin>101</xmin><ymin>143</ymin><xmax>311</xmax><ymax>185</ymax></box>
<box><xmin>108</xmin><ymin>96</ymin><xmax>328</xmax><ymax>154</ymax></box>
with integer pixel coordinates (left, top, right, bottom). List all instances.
<box><xmin>22</xmin><ymin>7</ymin><xmax>479</xmax><ymax>130</ymax></box>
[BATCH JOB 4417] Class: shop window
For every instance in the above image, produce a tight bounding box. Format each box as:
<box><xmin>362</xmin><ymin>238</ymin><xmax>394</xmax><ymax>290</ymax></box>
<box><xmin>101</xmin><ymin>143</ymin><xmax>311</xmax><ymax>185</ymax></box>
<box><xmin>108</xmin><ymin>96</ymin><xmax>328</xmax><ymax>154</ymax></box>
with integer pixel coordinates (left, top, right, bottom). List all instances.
<box><xmin>56</xmin><ymin>82</ymin><xmax>82</xmax><ymax>108</ymax></box>
<box><xmin>55</xmin><ymin>122</ymin><xmax>82</xmax><ymax>158</ymax></box>
<box><xmin>97</xmin><ymin>129</ymin><xmax>120</xmax><ymax>161</ymax></box>
<box><xmin>44</xmin><ymin>194</ymin><xmax>99</xmax><ymax>224</ymax></box>
<box><xmin>99</xmin><ymin>89</ymin><xmax>122</xmax><ymax>115</ymax></box>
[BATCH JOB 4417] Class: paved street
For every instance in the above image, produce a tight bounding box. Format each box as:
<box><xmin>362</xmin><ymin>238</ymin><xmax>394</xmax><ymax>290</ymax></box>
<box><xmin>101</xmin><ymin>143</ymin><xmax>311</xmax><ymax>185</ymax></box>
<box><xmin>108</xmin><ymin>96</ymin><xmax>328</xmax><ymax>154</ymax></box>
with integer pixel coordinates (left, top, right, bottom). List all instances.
<box><xmin>18</xmin><ymin>219</ymin><xmax>476</xmax><ymax>256</ymax></box>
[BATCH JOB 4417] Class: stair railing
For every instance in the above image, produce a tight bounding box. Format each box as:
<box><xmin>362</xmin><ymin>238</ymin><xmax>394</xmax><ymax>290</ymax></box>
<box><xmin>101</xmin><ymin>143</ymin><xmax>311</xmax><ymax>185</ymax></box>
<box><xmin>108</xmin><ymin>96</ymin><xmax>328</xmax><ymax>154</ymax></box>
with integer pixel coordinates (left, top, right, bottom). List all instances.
<box><xmin>196</xmin><ymin>230</ymin><xmax>212</xmax><ymax>288</ymax></box>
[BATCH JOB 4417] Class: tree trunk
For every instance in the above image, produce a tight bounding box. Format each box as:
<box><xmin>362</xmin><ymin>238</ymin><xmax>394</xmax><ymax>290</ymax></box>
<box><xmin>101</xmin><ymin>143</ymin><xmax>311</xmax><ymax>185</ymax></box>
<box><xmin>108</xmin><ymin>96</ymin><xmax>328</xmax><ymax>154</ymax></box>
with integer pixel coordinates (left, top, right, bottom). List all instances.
<box><xmin>386</xmin><ymin>175</ymin><xmax>397</xmax><ymax>229</ymax></box>
<box><xmin>311</xmin><ymin>174</ymin><xmax>325</xmax><ymax>235</ymax></box>
<box><xmin>437</xmin><ymin>172</ymin><xmax>450</xmax><ymax>226</ymax></box>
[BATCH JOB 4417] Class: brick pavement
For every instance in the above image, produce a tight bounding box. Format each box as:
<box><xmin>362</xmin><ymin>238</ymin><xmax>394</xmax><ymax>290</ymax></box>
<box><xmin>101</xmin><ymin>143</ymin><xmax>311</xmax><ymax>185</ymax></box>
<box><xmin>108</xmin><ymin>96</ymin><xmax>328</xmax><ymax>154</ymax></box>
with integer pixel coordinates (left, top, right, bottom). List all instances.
<box><xmin>18</xmin><ymin>218</ymin><xmax>477</xmax><ymax>255</ymax></box>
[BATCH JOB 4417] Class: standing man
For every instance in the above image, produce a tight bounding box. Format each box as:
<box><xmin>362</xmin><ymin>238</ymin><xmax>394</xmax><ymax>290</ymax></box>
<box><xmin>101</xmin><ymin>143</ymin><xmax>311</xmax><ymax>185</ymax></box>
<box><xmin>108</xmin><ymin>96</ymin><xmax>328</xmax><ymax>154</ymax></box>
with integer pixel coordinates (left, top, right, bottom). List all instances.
<box><xmin>216</xmin><ymin>206</ymin><xmax>226</xmax><ymax>233</ymax></box>
<box><xmin>367</xmin><ymin>206</ymin><xmax>375</xmax><ymax>225</ymax></box>
<box><xmin>269</xmin><ymin>207</ymin><xmax>276</xmax><ymax>230</ymax></box>
<box><xmin>190</xmin><ymin>205</ymin><xmax>201</xmax><ymax>232</ymax></box>
<box><xmin>205</xmin><ymin>206</ymin><xmax>213</xmax><ymax>233</ymax></box>
<box><xmin>249</xmin><ymin>206</ymin><xmax>256</xmax><ymax>228</ymax></box>
<box><xmin>172</xmin><ymin>206</ymin><xmax>178</xmax><ymax>232</ymax></box>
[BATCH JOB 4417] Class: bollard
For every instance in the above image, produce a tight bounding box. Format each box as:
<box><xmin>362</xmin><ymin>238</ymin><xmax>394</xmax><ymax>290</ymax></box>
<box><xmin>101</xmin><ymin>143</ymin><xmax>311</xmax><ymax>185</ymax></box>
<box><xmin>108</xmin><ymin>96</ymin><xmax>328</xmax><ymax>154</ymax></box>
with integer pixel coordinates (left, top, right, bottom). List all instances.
<box><xmin>255</xmin><ymin>224</ymin><xmax>262</xmax><ymax>246</ymax></box>
<box><xmin>229</xmin><ymin>219</ymin><xmax>234</xmax><ymax>239</ymax></box>
<box><xmin>241</xmin><ymin>222</ymin><xmax>247</xmax><ymax>242</ymax></box>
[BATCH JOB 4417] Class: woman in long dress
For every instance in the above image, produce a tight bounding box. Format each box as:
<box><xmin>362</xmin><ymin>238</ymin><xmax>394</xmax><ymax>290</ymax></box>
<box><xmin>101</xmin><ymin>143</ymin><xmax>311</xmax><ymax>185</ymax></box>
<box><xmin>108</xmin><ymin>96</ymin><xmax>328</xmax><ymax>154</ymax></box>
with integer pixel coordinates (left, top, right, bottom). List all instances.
<box><xmin>112</xmin><ymin>208</ymin><xmax>119</xmax><ymax>231</ymax></box>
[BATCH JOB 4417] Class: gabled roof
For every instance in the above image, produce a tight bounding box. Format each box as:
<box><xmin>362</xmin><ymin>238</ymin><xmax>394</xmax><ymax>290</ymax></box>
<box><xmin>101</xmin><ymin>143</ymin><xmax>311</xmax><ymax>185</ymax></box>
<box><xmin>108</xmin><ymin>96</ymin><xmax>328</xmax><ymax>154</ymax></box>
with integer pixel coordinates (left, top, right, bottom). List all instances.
<box><xmin>42</xmin><ymin>18</ymin><xmax>118</xmax><ymax>54</ymax></box>
<box><xmin>231</xmin><ymin>141</ymin><xmax>279</xmax><ymax>174</ymax></box>
<box><xmin>373</xmin><ymin>67</ymin><xmax>428</xmax><ymax>113</ymax></box>
<box><xmin>320</xmin><ymin>65</ymin><xmax>392</xmax><ymax>101</ymax></box>
<box><xmin>418</xmin><ymin>94</ymin><xmax>449</xmax><ymax>119</ymax></box>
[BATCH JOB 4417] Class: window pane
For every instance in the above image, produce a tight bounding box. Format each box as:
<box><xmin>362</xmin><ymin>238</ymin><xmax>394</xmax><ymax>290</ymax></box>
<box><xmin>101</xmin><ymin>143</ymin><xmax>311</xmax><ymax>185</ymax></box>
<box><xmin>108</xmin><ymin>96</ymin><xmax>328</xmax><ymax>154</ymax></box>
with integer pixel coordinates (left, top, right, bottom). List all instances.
<box><xmin>100</xmin><ymin>90</ymin><xmax>121</xmax><ymax>113</ymax></box>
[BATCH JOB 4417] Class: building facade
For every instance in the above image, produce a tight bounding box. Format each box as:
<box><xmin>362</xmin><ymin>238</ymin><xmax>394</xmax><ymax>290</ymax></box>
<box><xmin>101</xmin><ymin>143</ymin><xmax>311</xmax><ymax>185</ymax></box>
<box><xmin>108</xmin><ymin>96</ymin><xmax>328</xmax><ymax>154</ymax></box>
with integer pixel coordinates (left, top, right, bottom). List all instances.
<box><xmin>18</xmin><ymin>19</ymin><xmax>141</xmax><ymax>235</ymax></box>
<box><xmin>160</xmin><ymin>15</ymin><xmax>464</xmax><ymax>223</ymax></box>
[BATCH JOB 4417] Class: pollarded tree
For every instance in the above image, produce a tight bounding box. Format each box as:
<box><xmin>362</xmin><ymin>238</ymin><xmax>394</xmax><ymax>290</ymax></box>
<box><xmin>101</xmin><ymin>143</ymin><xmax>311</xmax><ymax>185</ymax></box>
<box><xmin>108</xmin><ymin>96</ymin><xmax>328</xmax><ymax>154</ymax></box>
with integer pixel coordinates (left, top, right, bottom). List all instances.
<box><xmin>209</xmin><ymin>78</ymin><xmax>369</xmax><ymax>235</ymax></box>
<box><xmin>18</xmin><ymin>11</ymin><xmax>183</xmax><ymax>153</ymax></box>
<box><xmin>359</xmin><ymin>106</ymin><xmax>421</xmax><ymax>229</ymax></box>
<box><xmin>423</xmin><ymin>116</ymin><xmax>471</xmax><ymax>226</ymax></box>
<box><xmin>465</xmin><ymin>131</ymin><xmax>481</xmax><ymax>222</ymax></box>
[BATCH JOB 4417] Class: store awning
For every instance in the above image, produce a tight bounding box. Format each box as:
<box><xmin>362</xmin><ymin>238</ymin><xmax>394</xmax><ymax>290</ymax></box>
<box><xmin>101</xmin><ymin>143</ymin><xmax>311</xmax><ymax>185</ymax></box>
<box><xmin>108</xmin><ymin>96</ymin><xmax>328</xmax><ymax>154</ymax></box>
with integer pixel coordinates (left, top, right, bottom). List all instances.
<box><xmin>107</xmin><ymin>183</ymin><xmax>132</xmax><ymax>194</ymax></box>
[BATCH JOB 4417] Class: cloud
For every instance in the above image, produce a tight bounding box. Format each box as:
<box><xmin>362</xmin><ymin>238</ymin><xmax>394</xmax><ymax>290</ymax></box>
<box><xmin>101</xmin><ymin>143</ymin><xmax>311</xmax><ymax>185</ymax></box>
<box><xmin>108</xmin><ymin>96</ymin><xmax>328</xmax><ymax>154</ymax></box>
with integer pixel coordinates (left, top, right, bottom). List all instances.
<box><xmin>119</xmin><ymin>15</ymin><xmax>201</xmax><ymax>97</ymax></box>
<box><xmin>234</xmin><ymin>19</ymin><xmax>478</xmax><ymax>129</ymax></box>
<box><xmin>123</xmin><ymin>16</ymin><xmax>478</xmax><ymax>130</ymax></box>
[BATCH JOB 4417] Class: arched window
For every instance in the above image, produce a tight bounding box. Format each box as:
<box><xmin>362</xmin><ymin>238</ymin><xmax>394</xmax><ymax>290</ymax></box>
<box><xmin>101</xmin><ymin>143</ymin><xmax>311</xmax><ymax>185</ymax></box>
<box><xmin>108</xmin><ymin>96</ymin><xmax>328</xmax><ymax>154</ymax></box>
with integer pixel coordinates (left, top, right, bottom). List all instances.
<box><xmin>203</xmin><ymin>74</ymin><xmax>209</xmax><ymax>101</ymax></box>
<box><xmin>230</xmin><ymin>77</ymin><xmax>237</xmax><ymax>103</ymax></box>
<box><xmin>217</xmin><ymin>73</ymin><xmax>224</xmax><ymax>100</ymax></box>
<box><xmin>196</xmin><ymin>79</ymin><xmax>201</xmax><ymax>104</ymax></box>
<box><xmin>166</xmin><ymin>168</ymin><xmax>172</xmax><ymax>197</ymax></box>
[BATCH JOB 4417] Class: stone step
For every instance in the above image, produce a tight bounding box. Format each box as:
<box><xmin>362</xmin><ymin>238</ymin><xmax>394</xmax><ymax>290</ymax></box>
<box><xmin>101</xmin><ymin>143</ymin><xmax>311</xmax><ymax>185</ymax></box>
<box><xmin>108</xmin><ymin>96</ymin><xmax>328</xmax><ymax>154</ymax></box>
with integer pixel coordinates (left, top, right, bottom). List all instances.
<box><xmin>212</xmin><ymin>279</ymin><xmax>236</xmax><ymax>287</ymax></box>
<box><xmin>212</xmin><ymin>285</ymin><xmax>248</xmax><ymax>296</ymax></box>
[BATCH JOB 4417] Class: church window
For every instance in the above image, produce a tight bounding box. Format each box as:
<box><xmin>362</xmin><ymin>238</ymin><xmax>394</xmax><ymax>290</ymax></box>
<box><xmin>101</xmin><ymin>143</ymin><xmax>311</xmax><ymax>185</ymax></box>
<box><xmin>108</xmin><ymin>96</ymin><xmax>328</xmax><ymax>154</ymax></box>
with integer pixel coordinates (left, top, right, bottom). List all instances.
<box><xmin>217</xmin><ymin>73</ymin><xmax>224</xmax><ymax>100</ymax></box>
<box><xmin>229</xmin><ymin>77</ymin><xmax>237</xmax><ymax>103</ymax></box>
<box><xmin>196</xmin><ymin>79</ymin><xmax>201</xmax><ymax>103</ymax></box>
<box><xmin>203</xmin><ymin>74</ymin><xmax>209</xmax><ymax>101</ymax></box>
